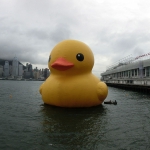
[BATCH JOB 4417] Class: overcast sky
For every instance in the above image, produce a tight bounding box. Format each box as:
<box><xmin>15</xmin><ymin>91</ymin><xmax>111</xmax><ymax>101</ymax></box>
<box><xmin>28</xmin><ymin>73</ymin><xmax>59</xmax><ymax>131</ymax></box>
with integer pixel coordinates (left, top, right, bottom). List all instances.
<box><xmin>0</xmin><ymin>0</ymin><xmax>150</xmax><ymax>77</ymax></box>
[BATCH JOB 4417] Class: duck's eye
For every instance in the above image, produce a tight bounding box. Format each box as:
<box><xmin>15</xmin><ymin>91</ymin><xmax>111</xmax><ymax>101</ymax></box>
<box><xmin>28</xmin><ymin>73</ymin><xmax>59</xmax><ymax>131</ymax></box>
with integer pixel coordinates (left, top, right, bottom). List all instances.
<box><xmin>48</xmin><ymin>56</ymin><xmax>51</xmax><ymax>62</ymax></box>
<box><xmin>76</xmin><ymin>53</ymin><xmax>84</xmax><ymax>61</ymax></box>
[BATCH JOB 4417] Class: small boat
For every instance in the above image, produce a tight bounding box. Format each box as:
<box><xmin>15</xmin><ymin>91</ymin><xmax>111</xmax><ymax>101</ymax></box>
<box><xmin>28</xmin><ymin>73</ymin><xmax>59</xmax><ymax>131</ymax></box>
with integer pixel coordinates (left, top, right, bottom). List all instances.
<box><xmin>104</xmin><ymin>100</ymin><xmax>117</xmax><ymax>105</ymax></box>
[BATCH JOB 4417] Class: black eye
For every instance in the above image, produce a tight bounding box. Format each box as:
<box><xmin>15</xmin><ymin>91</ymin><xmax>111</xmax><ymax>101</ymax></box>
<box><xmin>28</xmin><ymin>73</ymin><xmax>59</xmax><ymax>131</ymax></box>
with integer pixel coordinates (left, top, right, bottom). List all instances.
<box><xmin>48</xmin><ymin>56</ymin><xmax>51</xmax><ymax>62</ymax></box>
<box><xmin>76</xmin><ymin>53</ymin><xmax>84</xmax><ymax>61</ymax></box>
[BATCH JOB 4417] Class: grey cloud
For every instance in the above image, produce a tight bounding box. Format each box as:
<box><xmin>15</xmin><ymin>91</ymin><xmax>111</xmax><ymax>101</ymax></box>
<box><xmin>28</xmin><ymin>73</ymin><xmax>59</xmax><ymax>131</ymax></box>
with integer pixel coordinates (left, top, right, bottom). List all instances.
<box><xmin>50</xmin><ymin>24</ymin><xmax>71</xmax><ymax>43</ymax></box>
<box><xmin>0</xmin><ymin>39</ymin><xmax>48</xmax><ymax>65</ymax></box>
<box><xmin>1</xmin><ymin>0</ymin><xmax>150</xmax><ymax>73</ymax></box>
<box><xmin>113</xmin><ymin>36</ymin><xmax>137</xmax><ymax>50</ymax></box>
<box><xmin>27</xmin><ymin>29</ymin><xmax>50</xmax><ymax>40</ymax></box>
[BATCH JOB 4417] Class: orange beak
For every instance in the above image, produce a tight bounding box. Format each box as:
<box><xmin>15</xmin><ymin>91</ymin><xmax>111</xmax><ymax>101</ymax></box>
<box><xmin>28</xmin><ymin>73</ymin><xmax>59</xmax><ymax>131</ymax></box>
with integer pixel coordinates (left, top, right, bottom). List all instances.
<box><xmin>51</xmin><ymin>57</ymin><xmax>74</xmax><ymax>71</ymax></box>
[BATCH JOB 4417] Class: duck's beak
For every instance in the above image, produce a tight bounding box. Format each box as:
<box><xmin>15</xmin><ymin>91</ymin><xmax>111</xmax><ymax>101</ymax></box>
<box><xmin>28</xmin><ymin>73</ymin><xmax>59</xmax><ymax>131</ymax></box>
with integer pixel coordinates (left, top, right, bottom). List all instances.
<box><xmin>51</xmin><ymin>57</ymin><xmax>74</xmax><ymax>71</ymax></box>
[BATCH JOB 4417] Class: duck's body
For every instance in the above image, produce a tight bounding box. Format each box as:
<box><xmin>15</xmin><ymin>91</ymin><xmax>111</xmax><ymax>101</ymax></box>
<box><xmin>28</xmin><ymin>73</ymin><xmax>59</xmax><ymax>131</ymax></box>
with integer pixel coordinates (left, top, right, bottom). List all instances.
<box><xmin>39</xmin><ymin>40</ymin><xmax>108</xmax><ymax>107</ymax></box>
<box><xmin>40</xmin><ymin>73</ymin><xmax>107</xmax><ymax>107</ymax></box>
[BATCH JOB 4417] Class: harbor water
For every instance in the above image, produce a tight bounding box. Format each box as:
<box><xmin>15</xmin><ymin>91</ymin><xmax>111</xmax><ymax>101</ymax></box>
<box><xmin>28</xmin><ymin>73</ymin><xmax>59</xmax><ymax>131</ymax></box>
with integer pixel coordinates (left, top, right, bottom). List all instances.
<box><xmin>0</xmin><ymin>80</ymin><xmax>150</xmax><ymax>150</ymax></box>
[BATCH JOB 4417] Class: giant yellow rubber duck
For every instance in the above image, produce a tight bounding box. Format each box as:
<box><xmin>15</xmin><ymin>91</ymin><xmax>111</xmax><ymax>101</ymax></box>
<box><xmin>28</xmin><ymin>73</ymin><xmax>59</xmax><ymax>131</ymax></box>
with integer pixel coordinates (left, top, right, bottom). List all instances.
<box><xmin>39</xmin><ymin>40</ymin><xmax>108</xmax><ymax>107</ymax></box>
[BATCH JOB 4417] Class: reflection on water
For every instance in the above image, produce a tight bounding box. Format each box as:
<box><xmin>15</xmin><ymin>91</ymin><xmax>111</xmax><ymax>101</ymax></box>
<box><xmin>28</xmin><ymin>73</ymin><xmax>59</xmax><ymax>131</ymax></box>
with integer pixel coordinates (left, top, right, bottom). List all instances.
<box><xmin>40</xmin><ymin>105</ymin><xmax>107</xmax><ymax>149</ymax></box>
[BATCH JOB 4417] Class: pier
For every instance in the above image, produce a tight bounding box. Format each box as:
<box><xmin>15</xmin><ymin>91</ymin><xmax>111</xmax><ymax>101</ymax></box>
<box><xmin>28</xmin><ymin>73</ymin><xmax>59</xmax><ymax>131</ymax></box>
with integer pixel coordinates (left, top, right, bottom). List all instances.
<box><xmin>101</xmin><ymin>54</ymin><xmax>150</xmax><ymax>94</ymax></box>
<box><xmin>105</xmin><ymin>80</ymin><xmax>150</xmax><ymax>94</ymax></box>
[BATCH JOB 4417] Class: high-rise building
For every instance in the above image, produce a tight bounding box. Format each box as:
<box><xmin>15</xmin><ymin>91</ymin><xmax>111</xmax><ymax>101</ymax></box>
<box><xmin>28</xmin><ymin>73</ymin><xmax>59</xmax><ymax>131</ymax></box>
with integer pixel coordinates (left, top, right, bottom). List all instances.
<box><xmin>0</xmin><ymin>65</ymin><xmax>3</xmax><ymax>77</ymax></box>
<box><xmin>26</xmin><ymin>63</ymin><xmax>28</xmax><ymax>71</ymax></box>
<box><xmin>9</xmin><ymin>65</ymin><xmax>12</xmax><ymax>76</ymax></box>
<box><xmin>18</xmin><ymin>64</ymin><xmax>23</xmax><ymax>76</ymax></box>
<box><xmin>28</xmin><ymin>64</ymin><xmax>33</xmax><ymax>77</ymax></box>
<box><xmin>4</xmin><ymin>61</ymin><xmax>9</xmax><ymax>77</ymax></box>
<box><xmin>23</xmin><ymin>63</ymin><xmax>34</xmax><ymax>79</ymax></box>
<box><xmin>28</xmin><ymin>64</ymin><xmax>32</xmax><ymax>72</ymax></box>
<box><xmin>33</xmin><ymin>71</ymin><xmax>40</xmax><ymax>79</ymax></box>
<box><xmin>44</xmin><ymin>68</ymin><xmax>50</xmax><ymax>79</ymax></box>
<box><xmin>12</xmin><ymin>57</ymin><xmax>18</xmax><ymax>77</ymax></box>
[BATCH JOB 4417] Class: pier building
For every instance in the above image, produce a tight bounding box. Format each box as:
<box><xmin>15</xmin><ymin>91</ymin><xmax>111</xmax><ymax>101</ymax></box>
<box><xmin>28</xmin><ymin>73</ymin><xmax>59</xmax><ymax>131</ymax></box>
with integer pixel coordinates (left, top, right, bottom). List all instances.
<box><xmin>101</xmin><ymin>53</ymin><xmax>150</xmax><ymax>93</ymax></box>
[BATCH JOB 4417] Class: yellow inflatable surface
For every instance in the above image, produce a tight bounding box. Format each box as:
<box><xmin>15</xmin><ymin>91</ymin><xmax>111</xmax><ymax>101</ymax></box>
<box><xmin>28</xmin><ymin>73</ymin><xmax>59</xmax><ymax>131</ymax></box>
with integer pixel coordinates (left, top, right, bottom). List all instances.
<box><xmin>39</xmin><ymin>40</ymin><xmax>108</xmax><ymax>107</ymax></box>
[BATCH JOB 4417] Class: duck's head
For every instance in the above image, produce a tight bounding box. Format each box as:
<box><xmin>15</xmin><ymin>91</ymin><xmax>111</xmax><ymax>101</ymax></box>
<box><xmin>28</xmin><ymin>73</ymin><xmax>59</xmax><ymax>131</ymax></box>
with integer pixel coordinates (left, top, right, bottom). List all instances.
<box><xmin>48</xmin><ymin>40</ymin><xmax>94</xmax><ymax>75</ymax></box>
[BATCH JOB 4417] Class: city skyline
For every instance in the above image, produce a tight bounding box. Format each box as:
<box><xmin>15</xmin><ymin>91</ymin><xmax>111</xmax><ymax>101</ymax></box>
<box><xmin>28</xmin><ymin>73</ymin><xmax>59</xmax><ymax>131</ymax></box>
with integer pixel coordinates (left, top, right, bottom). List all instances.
<box><xmin>0</xmin><ymin>57</ymin><xmax>50</xmax><ymax>79</ymax></box>
<box><xmin>0</xmin><ymin>58</ymin><xmax>49</xmax><ymax>70</ymax></box>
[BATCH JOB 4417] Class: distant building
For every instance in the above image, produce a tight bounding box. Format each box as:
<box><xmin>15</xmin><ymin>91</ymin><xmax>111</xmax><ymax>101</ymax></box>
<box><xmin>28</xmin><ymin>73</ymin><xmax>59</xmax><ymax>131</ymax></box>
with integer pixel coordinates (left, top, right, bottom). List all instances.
<box><xmin>38</xmin><ymin>69</ymin><xmax>43</xmax><ymax>78</ymax></box>
<box><xmin>33</xmin><ymin>71</ymin><xmax>40</xmax><ymax>79</ymax></box>
<box><xmin>26</xmin><ymin>63</ymin><xmax>29</xmax><ymax>71</ymax></box>
<box><xmin>4</xmin><ymin>61</ymin><xmax>9</xmax><ymax>77</ymax></box>
<box><xmin>44</xmin><ymin>68</ymin><xmax>50</xmax><ymax>79</ymax></box>
<box><xmin>18</xmin><ymin>64</ymin><xmax>23</xmax><ymax>76</ymax></box>
<box><xmin>28</xmin><ymin>64</ymin><xmax>33</xmax><ymax>78</ymax></box>
<box><xmin>23</xmin><ymin>71</ymin><xmax>31</xmax><ymax>79</ymax></box>
<box><xmin>0</xmin><ymin>65</ymin><xmax>3</xmax><ymax>77</ymax></box>
<box><xmin>9</xmin><ymin>65</ymin><xmax>12</xmax><ymax>76</ymax></box>
<box><xmin>23</xmin><ymin>63</ymin><xmax>33</xmax><ymax>79</ymax></box>
<box><xmin>12</xmin><ymin>57</ymin><xmax>19</xmax><ymax>77</ymax></box>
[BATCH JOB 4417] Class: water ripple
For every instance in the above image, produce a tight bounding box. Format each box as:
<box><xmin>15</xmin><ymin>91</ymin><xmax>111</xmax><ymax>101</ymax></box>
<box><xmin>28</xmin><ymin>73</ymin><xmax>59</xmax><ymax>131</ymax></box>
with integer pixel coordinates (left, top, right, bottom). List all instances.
<box><xmin>0</xmin><ymin>81</ymin><xmax>150</xmax><ymax>149</ymax></box>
